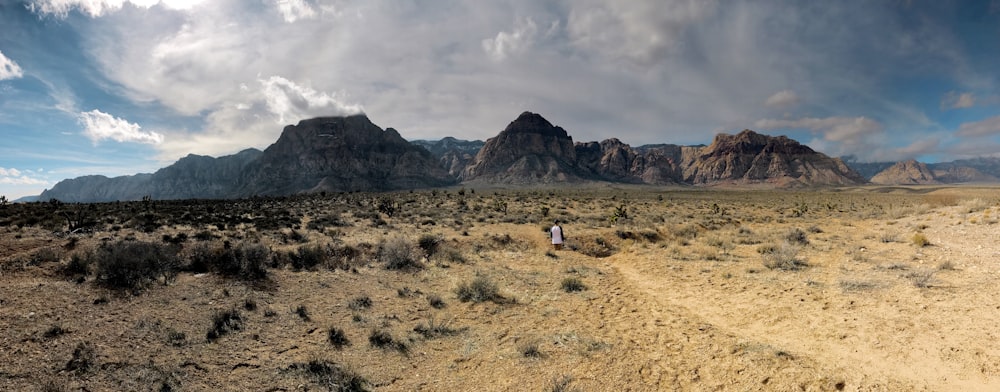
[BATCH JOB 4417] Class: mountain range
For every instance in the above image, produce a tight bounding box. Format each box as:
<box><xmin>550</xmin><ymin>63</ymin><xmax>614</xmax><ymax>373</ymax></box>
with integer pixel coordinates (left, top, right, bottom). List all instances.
<box><xmin>33</xmin><ymin>111</ymin><xmax>1000</xmax><ymax>202</ymax></box>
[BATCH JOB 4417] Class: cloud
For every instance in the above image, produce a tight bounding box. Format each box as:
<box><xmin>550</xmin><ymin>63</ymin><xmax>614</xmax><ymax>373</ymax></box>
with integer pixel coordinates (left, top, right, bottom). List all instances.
<box><xmin>955</xmin><ymin>115</ymin><xmax>1000</xmax><ymax>137</ymax></box>
<box><xmin>0</xmin><ymin>167</ymin><xmax>49</xmax><ymax>185</ymax></box>
<box><xmin>482</xmin><ymin>17</ymin><xmax>539</xmax><ymax>61</ymax></box>
<box><xmin>755</xmin><ymin>116</ymin><xmax>883</xmax><ymax>142</ymax></box>
<box><xmin>275</xmin><ymin>0</ymin><xmax>317</xmax><ymax>23</ymax></box>
<box><xmin>764</xmin><ymin>90</ymin><xmax>799</xmax><ymax>108</ymax></box>
<box><xmin>0</xmin><ymin>50</ymin><xmax>23</xmax><ymax>80</ymax></box>
<box><xmin>258</xmin><ymin>75</ymin><xmax>363</xmax><ymax>124</ymax></box>
<box><xmin>940</xmin><ymin>91</ymin><xmax>976</xmax><ymax>110</ymax></box>
<box><xmin>28</xmin><ymin>0</ymin><xmax>205</xmax><ymax>17</ymax></box>
<box><xmin>566</xmin><ymin>0</ymin><xmax>717</xmax><ymax>65</ymax></box>
<box><xmin>78</xmin><ymin>109</ymin><xmax>164</xmax><ymax>144</ymax></box>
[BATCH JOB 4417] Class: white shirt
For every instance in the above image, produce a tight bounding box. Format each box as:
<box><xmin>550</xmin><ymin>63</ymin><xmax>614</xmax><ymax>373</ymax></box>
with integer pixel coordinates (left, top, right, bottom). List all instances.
<box><xmin>550</xmin><ymin>225</ymin><xmax>563</xmax><ymax>244</ymax></box>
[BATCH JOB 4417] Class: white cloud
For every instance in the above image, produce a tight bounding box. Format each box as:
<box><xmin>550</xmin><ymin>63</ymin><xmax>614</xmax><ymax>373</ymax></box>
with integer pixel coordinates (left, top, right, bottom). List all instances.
<box><xmin>0</xmin><ymin>50</ymin><xmax>23</xmax><ymax>80</ymax></box>
<box><xmin>940</xmin><ymin>91</ymin><xmax>976</xmax><ymax>110</ymax></box>
<box><xmin>0</xmin><ymin>167</ymin><xmax>49</xmax><ymax>186</ymax></box>
<box><xmin>955</xmin><ymin>115</ymin><xmax>1000</xmax><ymax>137</ymax></box>
<box><xmin>78</xmin><ymin>109</ymin><xmax>164</xmax><ymax>144</ymax></box>
<box><xmin>482</xmin><ymin>17</ymin><xmax>538</xmax><ymax>61</ymax></box>
<box><xmin>275</xmin><ymin>0</ymin><xmax>317</xmax><ymax>23</ymax></box>
<box><xmin>765</xmin><ymin>90</ymin><xmax>799</xmax><ymax>108</ymax></box>
<box><xmin>28</xmin><ymin>0</ymin><xmax>205</xmax><ymax>17</ymax></box>
<box><xmin>755</xmin><ymin>116</ymin><xmax>883</xmax><ymax>142</ymax></box>
<box><xmin>258</xmin><ymin>75</ymin><xmax>363</xmax><ymax>124</ymax></box>
<box><xmin>566</xmin><ymin>0</ymin><xmax>717</xmax><ymax>65</ymax></box>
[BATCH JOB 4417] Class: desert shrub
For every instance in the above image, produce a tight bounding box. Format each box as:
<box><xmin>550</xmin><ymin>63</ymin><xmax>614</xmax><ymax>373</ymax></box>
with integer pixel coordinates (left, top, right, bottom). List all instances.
<box><xmin>93</xmin><ymin>240</ymin><xmax>181</xmax><ymax>292</ymax></box>
<box><xmin>206</xmin><ymin>309</ymin><xmax>243</xmax><ymax>342</ymax></box>
<box><xmin>911</xmin><ymin>233</ymin><xmax>930</xmax><ymax>247</ymax></box>
<box><xmin>295</xmin><ymin>305</ymin><xmax>311</xmax><ymax>321</ymax></box>
<box><xmin>761</xmin><ymin>242</ymin><xmax>807</xmax><ymax>271</ymax></box>
<box><xmin>192</xmin><ymin>241</ymin><xmax>270</xmax><ymax>281</ymax></box>
<box><xmin>44</xmin><ymin>324</ymin><xmax>69</xmax><ymax>339</ymax></box>
<box><xmin>327</xmin><ymin>243</ymin><xmax>361</xmax><ymax>270</ymax></box>
<box><xmin>428</xmin><ymin>294</ymin><xmax>446</xmax><ymax>309</ymax></box>
<box><xmin>291</xmin><ymin>359</ymin><xmax>368</xmax><ymax>392</ymax></box>
<box><xmin>368</xmin><ymin>329</ymin><xmax>408</xmax><ymax>354</ymax></box>
<box><xmin>29</xmin><ymin>246</ymin><xmax>62</xmax><ymax>265</ymax></box>
<box><xmin>550</xmin><ymin>375</ymin><xmax>577</xmax><ymax>392</ymax></box>
<box><xmin>347</xmin><ymin>296</ymin><xmax>372</xmax><ymax>311</ymax></box>
<box><xmin>64</xmin><ymin>341</ymin><xmax>96</xmax><ymax>375</ymax></box>
<box><xmin>378</xmin><ymin>235</ymin><xmax>422</xmax><ymax>271</ymax></box>
<box><xmin>413</xmin><ymin>317</ymin><xmax>465</xmax><ymax>339</ymax></box>
<box><xmin>166</xmin><ymin>329</ymin><xmax>187</xmax><ymax>347</ymax></box>
<box><xmin>839</xmin><ymin>279</ymin><xmax>879</xmax><ymax>292</ymax></box>
<box><xmin>328</xmin><ymin>327</ymin><xmax>350</xmax><ymax>349</ymax></box>
<box><xmin>519</xmin><ymin>339</ymin><xmax>544</xmax><ymax>358</ymax></box>
<box><xmin>671</xmin><ymin>223</ymin><xmax>700</xmax><ymax>240</ymax></box>
<box><xmin>908</xmin><ymin>270</ymin><xmax>936</xmax><ymax>288</ymax></box>
<box><xmin>785</xmin><ymin>228</ymin><xmax>809</xmax><ymax>245</ymax></box>
<box><xmin>456</xmin><ymin>276</ymin><xmax>503</xmax><ymax>303</ymax></box>
<box><xmin>290</xmin><ymin>243</ymin><xmax>326</xmax><ymax>271</ymax></box>
<box><xmin>417</xmin><ymin>234</ymin><xmax>442</xmax><ymax>257</ymax></box>
<box><xmin>575</xmin><ymin>236</ymin><xmax>616</xmax><ymax>258</ymax></box>
<box><xmin>441</xmin><ymin>249</ymin><xmax>468</xmax><ymax>264</ymax></box>
<box><xmin>60</xmin><ymin>252</ymin><xmax>92</xmax><ymax>277</ymax></box>
<box><xmin>561</xmin><ymin>277</ymin><xmax>587</xmax><ymax>293</ymax></box>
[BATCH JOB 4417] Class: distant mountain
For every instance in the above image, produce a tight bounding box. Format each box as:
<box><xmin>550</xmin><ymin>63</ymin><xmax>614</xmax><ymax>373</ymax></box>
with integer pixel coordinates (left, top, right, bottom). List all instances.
<box><xmin>462</xmin><ymin>111</ymin><xmax>585</xmax><ymax>184</ymax></box>
<box><xmin>236</xmin><ymin>115</ymin><xmax>455</xmax><ymax>196</ymax></box>
<box><xmin>39</xmin><ymin>111</ymin><xmax>879</xmax><ymax>202</ymax></box>
<box><xmin>683</xmin><ymin>130</ymin><xmax>865</xmax><ymax>186</ymax></box>
<box><xmin>39</xmin><ymin>115</ymin><xmax>455</xmax><ymax>202</ymax></box>
<box><xmin>870</xmin><ymin>159</ymin><xmax>939</xmax><ymax>185</ymax></box>
<box><xmin>461</xmin><ymin>112</ymin><xmax>864</xmax><ymax>187</ymax></box>
<box><xmin>411</xmin><ymin>137</ymin><xmax>484</xmax><ymax>178</ymax></box>
<box><xmin>848</xmin><ymin>157</ymin><xmax>1000</xmax><ymax>184</ymax></box>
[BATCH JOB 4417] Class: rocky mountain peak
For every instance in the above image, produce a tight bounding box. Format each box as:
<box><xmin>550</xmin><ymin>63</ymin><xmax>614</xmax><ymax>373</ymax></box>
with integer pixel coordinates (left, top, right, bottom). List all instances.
<box><xmin>461</xmin><ymin>112</ymin><xmax>579</xmax><ymax>183</ymax></box>
<box><xmin>504</xmin><ymin>111</ymin><xmax>570</xmax><ymax>138</ymax></box>
<box><xmin>870</xmin><ymin>159</ymin><xmax>939</xmax><ymax>185</ymax></box>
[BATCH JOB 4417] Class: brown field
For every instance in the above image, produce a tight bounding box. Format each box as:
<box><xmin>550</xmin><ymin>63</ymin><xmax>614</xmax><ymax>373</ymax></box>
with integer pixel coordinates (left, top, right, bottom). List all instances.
<box><xmin>3</xmin><ymin>185</ymin><xmax>1000</xmax><ymax>391</ymax></box>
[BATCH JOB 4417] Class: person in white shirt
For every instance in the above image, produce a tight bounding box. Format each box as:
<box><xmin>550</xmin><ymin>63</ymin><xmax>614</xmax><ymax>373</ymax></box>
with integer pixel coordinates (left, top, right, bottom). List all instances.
<box><xmin>550</xmin><ymin>220</ymin><xmax>564</xmax><ymax>250</ymax></box>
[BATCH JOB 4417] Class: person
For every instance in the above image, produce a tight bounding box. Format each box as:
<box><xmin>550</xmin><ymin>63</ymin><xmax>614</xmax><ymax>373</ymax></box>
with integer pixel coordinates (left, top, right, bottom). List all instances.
<box><xmin>550</xmin><ymin>220</ymin><xmax>565</xmax><ymax>250</ymax></box>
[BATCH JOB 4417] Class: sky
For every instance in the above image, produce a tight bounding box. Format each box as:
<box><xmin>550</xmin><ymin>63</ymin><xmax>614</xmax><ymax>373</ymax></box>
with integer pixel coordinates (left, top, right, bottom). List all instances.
<box><xmin>2</xmin><ymin>0</ymin><xmax>1000</xmax><ymax>198</ymax></box>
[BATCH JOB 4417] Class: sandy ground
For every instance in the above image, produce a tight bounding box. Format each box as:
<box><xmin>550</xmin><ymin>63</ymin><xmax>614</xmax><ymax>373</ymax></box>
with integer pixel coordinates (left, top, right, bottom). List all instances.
<box><xmin>2</xmin><ymin>187</ymin><xmax>1000</xmax><ymax>391</ymax></box>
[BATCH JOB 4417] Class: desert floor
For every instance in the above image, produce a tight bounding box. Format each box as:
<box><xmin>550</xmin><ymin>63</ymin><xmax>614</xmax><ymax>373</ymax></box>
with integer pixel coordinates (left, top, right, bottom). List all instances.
<box><xmin>2</xmin><ymin>186</ymin><xmax>1000</xmax><ymax>391</ymax></box>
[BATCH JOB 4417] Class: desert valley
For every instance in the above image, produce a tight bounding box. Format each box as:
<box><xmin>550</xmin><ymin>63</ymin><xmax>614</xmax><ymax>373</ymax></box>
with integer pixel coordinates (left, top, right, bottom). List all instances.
<box><xmin>4</xmin><ymin>112</ymin><xmax>1000</xmax><ymax>391</ymax></box>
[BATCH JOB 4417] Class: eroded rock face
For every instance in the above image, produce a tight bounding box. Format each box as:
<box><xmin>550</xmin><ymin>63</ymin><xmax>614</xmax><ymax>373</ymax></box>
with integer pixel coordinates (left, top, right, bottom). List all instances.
<box><xmin>462</xmin><ymin>111</ymin><xmax>583</xmax><ymax>184</ymax></box>
<box><xmin>683</xmin><ymin>130</ymin><xmax>865</xmax><ymax>186</ymax></box>
<box><xmin>870</xmin><ymin>159</ymin><xmax>939</xmax><ymax>185</ymax></box>
<box><xmin>239</xmin><ymin>115</ymin><xmax>456</xmax><ymax>195</ymax></box>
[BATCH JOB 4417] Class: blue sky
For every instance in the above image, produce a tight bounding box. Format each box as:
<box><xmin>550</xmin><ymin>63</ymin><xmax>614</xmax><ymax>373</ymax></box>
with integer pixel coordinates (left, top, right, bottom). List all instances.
<box><xmin>2</xmin><ymin>0</ymin><xmax>1000</xmax><ymax>198</ymax></box>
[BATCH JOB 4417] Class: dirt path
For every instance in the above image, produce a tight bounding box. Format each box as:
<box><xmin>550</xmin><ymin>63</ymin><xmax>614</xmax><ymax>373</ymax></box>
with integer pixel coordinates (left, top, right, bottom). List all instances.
<box><xmin>611</xmin><ymin>202</ymin><xmax>1000</xmax><ymax>391</ymax></box>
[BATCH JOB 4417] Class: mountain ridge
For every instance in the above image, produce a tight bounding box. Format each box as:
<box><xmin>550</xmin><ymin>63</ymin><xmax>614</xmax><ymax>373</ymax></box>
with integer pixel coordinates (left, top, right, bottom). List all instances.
<box><xmin>33</xmin><ymin>111</ymin><xmax>997</xmax><ymax>202</ymax></box>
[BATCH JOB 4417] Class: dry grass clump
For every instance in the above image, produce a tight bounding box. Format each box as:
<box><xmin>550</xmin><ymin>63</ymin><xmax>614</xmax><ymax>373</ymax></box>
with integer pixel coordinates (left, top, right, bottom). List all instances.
<box><xmin>911</xmin><ymin>233</ymin><xmax>930</xmax><ymax>247</ymax></box>
<box><xmin>572</xmin><ymin>234</ymin><xmax>617</xmax><ymax>258</ymax></box>
<box><xmin>379</xmin><ymin>235</ymin><xmax>423</xmax><ymax>270</ymax></box>
<box><xmin>456</xmin><ymin>275</ymin><xmax>505</xmax><ymax>303</ymax></box>
<box><xmin>761</xmin><ymin>242</ymin><xmax>807</xmax><ymax>271</ymax></box>
<box><xmin>561</xmin><ymin>277</ymin><xmax>587</xmax><ymax>292</ymax></box>
<box><xmin>288</xmin><ymin>359</ymin><xmax>368</xmax><ymax>392</ymax></box>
